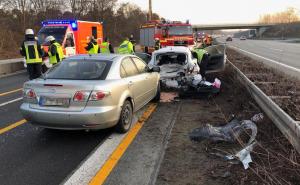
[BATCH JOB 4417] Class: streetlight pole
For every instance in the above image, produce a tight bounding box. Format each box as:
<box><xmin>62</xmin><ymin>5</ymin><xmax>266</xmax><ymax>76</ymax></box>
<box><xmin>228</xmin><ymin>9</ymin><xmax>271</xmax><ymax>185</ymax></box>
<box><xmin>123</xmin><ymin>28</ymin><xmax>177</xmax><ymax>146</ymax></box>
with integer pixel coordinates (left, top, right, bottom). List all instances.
<box><xmin>148</xmin><ymin>0</ymin><xmax>152</xmax><ymax>21</ymax></box>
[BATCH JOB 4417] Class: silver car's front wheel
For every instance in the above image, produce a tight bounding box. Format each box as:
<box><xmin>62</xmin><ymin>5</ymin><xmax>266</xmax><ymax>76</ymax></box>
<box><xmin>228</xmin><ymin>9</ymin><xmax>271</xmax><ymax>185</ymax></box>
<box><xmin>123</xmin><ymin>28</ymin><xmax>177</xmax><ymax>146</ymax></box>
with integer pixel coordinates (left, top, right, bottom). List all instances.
<box><xmin>116</xmin><ymin>100</ymin><xmax>133</xmax><ymax>133</ymax></box>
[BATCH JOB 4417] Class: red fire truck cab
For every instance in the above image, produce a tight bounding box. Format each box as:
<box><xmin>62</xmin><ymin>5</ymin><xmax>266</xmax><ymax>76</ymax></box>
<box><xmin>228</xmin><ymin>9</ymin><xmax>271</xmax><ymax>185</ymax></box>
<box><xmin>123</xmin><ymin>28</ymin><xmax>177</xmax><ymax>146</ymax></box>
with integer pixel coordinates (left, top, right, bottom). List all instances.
<box><xmin>140</xmin><ymin>20</ymin><xmax>194</xmax><ymax>53</ymax></box>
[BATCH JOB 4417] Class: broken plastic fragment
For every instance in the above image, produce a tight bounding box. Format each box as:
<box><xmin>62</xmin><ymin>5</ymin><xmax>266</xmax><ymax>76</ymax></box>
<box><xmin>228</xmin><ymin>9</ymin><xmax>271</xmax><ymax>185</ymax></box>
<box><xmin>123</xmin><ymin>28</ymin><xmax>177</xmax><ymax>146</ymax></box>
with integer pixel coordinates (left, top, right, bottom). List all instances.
<box><xmin>235</xmin><ymin>142</ymin><xmax>256</xmax><ymax>169</ymax></box>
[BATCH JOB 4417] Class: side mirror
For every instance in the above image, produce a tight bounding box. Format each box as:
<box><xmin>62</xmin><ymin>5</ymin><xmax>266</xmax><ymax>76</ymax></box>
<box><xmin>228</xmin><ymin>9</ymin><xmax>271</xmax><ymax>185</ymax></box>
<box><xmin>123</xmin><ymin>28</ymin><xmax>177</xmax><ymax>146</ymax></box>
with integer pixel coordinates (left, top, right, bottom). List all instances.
<box><xmin>152</xmin><ymin>66</ymin><xmax>160</xmax><ymax>73</ymax></box>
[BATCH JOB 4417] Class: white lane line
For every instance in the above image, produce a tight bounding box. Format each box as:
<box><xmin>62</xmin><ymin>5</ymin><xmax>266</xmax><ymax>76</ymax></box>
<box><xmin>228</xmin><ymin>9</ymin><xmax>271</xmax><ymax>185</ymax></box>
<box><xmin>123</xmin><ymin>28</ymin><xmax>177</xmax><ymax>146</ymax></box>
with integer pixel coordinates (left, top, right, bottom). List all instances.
<box><xmin>63</xmin><ymin>133</ymin><xmax>126</xmax><ymax>185</ymax></box>
<box><xmin>230</xmin><ymin>46</ymin><xmax>300</xmax><ymax>73</ymax></box>
<box><xmin>269</xmin><ymin>48</ymin><xmax>283</xmax><ymax>52</ymax></box>
<box><xmin>62</xmin><ymin>115</ymin><xmax>139</xmax><ymax>185</ymax></box>
<box><xmin>0</xmin><ymin>97</ymin><xmax>23</xmax><ymax>107</ymax></box>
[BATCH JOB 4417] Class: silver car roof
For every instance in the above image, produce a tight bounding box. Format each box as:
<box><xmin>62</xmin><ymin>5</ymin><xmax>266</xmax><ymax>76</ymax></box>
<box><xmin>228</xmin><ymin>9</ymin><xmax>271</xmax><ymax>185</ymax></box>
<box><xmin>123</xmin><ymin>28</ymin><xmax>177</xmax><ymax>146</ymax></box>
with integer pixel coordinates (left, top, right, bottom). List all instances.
<box><xmin>66</xmin><ymin>54</ymin><xmax>121</xmax><ymax>61</ymax></box>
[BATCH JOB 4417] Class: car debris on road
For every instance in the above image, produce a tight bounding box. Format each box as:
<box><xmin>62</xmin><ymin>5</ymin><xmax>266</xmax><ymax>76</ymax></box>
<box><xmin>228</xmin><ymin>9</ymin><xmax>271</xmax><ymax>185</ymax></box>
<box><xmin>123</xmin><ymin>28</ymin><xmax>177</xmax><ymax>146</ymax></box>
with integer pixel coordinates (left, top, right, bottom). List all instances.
<box><xmin>189</xmin><ymin>113</ymin><xmax>264</xmax><ymax>169</ymax></box>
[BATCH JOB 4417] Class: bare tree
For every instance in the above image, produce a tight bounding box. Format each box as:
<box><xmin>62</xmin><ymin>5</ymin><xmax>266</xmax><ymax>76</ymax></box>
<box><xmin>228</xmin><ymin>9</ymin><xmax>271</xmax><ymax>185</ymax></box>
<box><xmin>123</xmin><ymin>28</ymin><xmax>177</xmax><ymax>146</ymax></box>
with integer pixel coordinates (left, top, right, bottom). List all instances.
<box><xmin>3</xmin><ymin>0</ymin><xmax>31</xmax><ymax>30</ymax></box>
<box><xmin>31</xmin><ymin>0</ymin><xmax>63</xmax><ymax>13</ymax></box>
<box><xmin>94</xmin><ymin>0</ymin><xmax>117</xmax><ymax>20</ymax></box>
<box><xmin>68</xmin><ymin>0</ymin><xmax>91</xmax><ymax>18</ymax></box>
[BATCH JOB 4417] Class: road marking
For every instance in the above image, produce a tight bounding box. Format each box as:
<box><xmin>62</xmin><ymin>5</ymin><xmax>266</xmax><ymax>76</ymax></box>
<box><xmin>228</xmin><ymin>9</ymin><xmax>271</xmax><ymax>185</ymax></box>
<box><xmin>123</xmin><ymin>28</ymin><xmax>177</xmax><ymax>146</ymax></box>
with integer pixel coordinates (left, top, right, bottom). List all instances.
<box><xmin>0</xmin><ymin>119</ymin><xmax>26</xmax><ymax>135</ymax></box>
<box><xmin>0</xmin><ymin>88</ymin><xmax>23</xmax><ymax>97</ymax></box>
<box><xmin>0</xmin><ymin>97</ymin><xmax>22</xmax><ymax>107</ymax></box>
<box><xmin>88</xmin><ymin>104</ymin><xmax>157</xmax><ymax>185</ymax></box>
<box><xmin>230</xmin><ymin>46</ymin><xmax>300</xmax><ymax>73</ymax></box>
<box><xmin>269</xmin><ymin>48</ymin><xmax>283</xmax><ymax>52</ymax></box>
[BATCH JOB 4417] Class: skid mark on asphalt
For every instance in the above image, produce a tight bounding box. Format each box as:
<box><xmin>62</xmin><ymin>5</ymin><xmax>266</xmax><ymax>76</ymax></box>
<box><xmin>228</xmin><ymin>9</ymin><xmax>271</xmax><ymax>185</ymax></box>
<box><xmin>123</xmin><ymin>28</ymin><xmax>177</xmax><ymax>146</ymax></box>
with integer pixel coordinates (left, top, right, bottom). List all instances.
<box><xmin>0</xmin><ymin>119</ymin><xmax>26</xmax><ymax>135</ymax></box>
<box><xmin>0</xmin><ymin>88</ymin><xmax>22</xmax><ymax>97</ymax></box>
<box><xmin>88</xmin><ymin>103</ymin><xmax>157</xmax><ymax>185</ymax></box>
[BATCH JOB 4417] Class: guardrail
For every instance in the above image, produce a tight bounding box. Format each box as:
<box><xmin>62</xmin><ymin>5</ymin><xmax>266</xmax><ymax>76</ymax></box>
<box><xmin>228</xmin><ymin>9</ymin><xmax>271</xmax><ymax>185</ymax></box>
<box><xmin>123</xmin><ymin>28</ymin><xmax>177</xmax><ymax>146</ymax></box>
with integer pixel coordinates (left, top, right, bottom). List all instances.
<box><xmin>229</xmin><ymin>60</ymin><xmax>300</xmax><ymax>153</ymax></box>
<box><xmin>0</xmin><ymin>58</ymin><xmax>25</xmax><ymax>76</ymax></box>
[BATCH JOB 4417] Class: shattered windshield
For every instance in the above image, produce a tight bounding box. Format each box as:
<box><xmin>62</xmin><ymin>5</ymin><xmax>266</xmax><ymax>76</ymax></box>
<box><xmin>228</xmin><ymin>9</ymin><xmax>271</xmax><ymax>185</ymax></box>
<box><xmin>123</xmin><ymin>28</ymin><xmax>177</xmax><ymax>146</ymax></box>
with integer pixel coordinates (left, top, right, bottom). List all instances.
<box><xmin>168</xmin><ymin>26</ymin><xmax>193</xmax><ymax>36</ymax></box>
<box><xmin>38</xmin><ymin>26</ymin><xmax>67</xmax><ymax>45</ymax></box>
<box><xmin>156</xmin><ymin>53</ymin><xmax>187</xmax><ymax>66</ymax></box>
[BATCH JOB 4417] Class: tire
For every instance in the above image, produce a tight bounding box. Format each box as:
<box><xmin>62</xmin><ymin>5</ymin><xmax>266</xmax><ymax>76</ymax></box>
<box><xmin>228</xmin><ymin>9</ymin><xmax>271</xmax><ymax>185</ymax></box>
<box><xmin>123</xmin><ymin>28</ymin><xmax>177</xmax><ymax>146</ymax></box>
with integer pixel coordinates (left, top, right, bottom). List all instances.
<box><xmin>115</xmin><ymin>100</ymin><xmax>133</xmax><ymax>133</ymax></box>
<box><xmin>152</xmin><ymin>82</ymin><xmax>161</xmax><ymax>102</ymax></box>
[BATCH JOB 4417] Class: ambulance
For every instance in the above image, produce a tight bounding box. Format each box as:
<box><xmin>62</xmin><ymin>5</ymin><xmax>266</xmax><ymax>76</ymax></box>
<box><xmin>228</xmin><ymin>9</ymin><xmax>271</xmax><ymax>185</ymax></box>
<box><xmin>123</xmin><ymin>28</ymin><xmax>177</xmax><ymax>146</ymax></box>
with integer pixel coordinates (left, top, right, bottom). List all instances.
<box><xmin>23</xmin><ymin>20</ymin><xmax>103</xmax><ymax>69</ymax></box>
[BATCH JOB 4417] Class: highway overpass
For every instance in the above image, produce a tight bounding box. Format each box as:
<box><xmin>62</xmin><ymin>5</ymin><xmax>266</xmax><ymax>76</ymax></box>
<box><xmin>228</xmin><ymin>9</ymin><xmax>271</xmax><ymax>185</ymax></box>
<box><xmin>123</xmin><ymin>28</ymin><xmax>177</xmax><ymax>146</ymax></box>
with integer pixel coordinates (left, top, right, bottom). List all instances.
<box><xmin>192</xmin><ymin>23</ymin><xmax>276</xmax><ymax>37</ymax></box>
<box><xmin>192</xmin><ymin>23</ymin><xmax>276</xmax><ymax>30</ymax></box>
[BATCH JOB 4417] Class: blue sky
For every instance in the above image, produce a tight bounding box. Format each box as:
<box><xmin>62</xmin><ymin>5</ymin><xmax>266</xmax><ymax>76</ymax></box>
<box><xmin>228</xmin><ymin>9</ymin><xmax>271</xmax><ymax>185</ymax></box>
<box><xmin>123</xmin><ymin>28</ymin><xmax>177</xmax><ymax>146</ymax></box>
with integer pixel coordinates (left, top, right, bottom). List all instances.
<box><xmin>118</xmin><ymin>0</ymin><xmax>300</xmax><ymax>24</ymax></box>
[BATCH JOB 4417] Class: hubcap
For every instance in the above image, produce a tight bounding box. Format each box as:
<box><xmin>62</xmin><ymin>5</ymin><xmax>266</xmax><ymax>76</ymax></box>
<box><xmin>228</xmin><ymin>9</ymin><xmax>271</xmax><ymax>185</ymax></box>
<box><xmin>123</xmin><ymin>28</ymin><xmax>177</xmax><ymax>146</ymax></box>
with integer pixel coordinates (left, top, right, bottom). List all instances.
<box><xmin>123</xmin><ymin>104</ymin><xmax>131</xmax><ymax>128</ymax></box>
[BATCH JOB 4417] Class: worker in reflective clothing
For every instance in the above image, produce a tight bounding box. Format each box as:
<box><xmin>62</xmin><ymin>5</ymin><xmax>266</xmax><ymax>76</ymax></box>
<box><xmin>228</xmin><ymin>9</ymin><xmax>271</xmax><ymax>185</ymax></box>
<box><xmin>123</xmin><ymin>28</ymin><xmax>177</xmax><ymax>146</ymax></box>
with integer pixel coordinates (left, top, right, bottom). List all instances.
<box><xmin>118</xmin><ymin>37</ymin><xmax>134</xmax><ymax>54</ymax></box>
<box><xmin>129</xmin><ymin>34</ymin><xmax>136</xmax><ymax>52</ymax></box>
<box><xmin>85</xmin><ymin>36</ymin><xmax>99</xmax><ymax>54</ymax></box>
<box><xmin>154</xmin><ymin>38</ymin><xmax>161</xmax><ymax>50</ymax></box>
<box><xmin>20</xmin><ymin>29</ymin><xmax>43</xmax><ymax>80</ymax></box>
<box><xmin>45</xmin><ymin>36</ymin><xmax>64</xmax><ymax>65</ymax></box>
<box><xmin>193</xmin><ymin>43</ymin><xmax>209</xmax><ymax>79</ymax></box>
<box><xmin>100</xmin><ymin>37</ymin><xmax>114</xmax><ymax>54</ymax></box>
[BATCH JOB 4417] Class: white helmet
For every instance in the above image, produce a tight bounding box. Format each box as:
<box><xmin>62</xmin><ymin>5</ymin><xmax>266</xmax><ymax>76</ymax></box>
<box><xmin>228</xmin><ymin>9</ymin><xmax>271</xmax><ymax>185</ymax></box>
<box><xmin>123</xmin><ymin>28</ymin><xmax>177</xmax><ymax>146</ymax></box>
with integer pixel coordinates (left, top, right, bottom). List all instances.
<box><xmin>25</xmin><ymin>29</ymin><xmax>34</xmax><ymax>35</ymax></box>
<box><xmin>45</xmin><ymin>36</ymin><xmax>56</xmax><ymax>43</ymax></box>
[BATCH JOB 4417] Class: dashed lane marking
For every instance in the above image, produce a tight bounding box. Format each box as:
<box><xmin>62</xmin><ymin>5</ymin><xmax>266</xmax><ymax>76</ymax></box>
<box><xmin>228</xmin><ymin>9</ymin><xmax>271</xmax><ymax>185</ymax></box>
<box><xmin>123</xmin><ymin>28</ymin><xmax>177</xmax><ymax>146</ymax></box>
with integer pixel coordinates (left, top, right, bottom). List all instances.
<box><xmin>0</xmin><ymin>119</ymin><xmax>27</xmax><ymax>135</ymax></box>
<box><xmin>0</xmin><ymin>97</ymin><xmax>23</xmax><ymax>107</ymax></box>
<box><xmin>0</xmin><ymin>88</ymin><xmax>23</xmax><ymax>97</ymax></box>
<box><xmin>88</xmin><ymin>103</ymin><xmax>157</xmax><ymax>185</ymax></box>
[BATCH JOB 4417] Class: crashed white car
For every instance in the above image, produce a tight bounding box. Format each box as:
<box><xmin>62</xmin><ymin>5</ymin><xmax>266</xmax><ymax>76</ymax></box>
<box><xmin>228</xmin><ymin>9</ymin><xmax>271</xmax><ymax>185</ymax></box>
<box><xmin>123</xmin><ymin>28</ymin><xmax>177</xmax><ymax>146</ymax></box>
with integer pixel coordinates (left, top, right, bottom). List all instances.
<box><xmin>148</xmin><ymin>46</ymin><xmax>199</xmax><ymax>87</ymax></box>
<box><xmin>148</xmin><ymin>45</ymin><xmax>226</xmax><ymax>88</ymax></box>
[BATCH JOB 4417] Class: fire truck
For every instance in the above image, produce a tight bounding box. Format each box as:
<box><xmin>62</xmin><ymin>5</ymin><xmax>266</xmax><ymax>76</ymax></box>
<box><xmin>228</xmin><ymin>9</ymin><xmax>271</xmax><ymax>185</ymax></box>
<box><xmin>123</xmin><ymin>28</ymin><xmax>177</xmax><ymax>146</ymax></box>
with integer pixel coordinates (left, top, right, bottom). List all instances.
<box><xmin>140</xmin><ymin>20</ymin><xmax>194</xmax><ymax>53</ymax></box>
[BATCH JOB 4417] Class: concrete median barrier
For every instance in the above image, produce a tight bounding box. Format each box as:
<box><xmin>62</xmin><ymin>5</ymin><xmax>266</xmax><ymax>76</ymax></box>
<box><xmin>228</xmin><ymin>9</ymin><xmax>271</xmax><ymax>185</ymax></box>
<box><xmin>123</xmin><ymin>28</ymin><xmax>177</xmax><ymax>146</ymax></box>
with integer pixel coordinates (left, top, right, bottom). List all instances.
<box><xmin>0</xmin><ymin>58</ymin><xmax>25</xmax><ymax>76</ymax></box>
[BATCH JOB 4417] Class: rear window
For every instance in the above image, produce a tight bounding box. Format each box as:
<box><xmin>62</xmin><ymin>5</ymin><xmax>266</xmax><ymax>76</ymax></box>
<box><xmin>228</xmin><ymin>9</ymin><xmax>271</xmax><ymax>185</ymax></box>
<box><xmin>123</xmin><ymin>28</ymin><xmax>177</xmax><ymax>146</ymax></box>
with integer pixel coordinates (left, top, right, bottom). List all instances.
<box><xmin>156</xmin><ymin>53</ymin><xmax>187</xmax><ymax>66</ymax></box>
<box><xmin>45</xmin><ymin>60</ymin><xmax>111</xmax><ymax>80</ymax></box>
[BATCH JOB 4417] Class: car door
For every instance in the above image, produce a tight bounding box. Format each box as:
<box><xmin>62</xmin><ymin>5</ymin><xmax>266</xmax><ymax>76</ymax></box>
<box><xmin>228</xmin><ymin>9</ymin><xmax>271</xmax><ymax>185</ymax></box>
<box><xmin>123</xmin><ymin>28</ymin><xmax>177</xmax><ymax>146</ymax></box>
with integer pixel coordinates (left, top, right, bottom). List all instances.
<box><xmin>121</xmin><ymin>57</ymin><xmax>146</xmax><ymax>111</ymax></box>
<box><xmin>131</xmin><ymin>57</ymin><xmax>157</xmax><ymax>103</ymax></box>
<box><xmin>205</xmin><ymin>44</ymin><xmax>226</xmax><ymax>73</ymax></box>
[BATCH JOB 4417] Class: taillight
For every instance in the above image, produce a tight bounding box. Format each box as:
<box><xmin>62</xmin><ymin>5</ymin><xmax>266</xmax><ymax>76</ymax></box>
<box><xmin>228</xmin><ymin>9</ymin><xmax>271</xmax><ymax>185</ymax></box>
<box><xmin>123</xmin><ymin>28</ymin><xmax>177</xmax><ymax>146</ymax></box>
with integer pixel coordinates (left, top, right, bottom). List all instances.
<box><xmin>24</xmin><ymin>89</ymin><xmax>36</xmax><ymax>99</ymax></box>
<box><xmin>89</xmin><ymin>91</ymin><xmax>110</xmax><ymax>101</ymax></box>
<box><xmin>73</xmin><ymin>91</ymin><xmax>91</xmax><ymax>102</ymax></box>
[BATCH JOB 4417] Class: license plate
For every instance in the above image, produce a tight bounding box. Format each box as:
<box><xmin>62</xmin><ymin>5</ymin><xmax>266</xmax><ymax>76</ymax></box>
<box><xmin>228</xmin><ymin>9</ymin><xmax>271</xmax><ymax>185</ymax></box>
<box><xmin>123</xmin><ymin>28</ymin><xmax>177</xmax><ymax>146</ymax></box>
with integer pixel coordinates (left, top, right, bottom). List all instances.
<box><xmin>39</xmin><ymin>97</ymin><xmax>70</xmax><ymax>107</ymax></box>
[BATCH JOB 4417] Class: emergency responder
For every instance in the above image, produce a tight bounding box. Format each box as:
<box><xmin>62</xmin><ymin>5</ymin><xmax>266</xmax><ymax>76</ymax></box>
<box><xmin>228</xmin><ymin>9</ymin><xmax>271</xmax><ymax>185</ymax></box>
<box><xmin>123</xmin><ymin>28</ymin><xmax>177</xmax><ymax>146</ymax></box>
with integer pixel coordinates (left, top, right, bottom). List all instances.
<box><xmin>118</xmin><ymin>37</ymin><xmax>134</xmax><ymax>54</ymax></box>
<box><xmin>100</xmin><ymin>37</ymin><xmax>114</xmax><ymax>54</ymax></box>
<box><xmin>20</xmin><ymin>29</ymin><xmax>43</xmax><ymax>80</ymax></box>
<box><xmin>193</xmin><ymin>43</ymin><xmax>209</xmax><ymax>79</ymax></box>
<box><xmin>44</xmin><ymin>36</ymin><xmax>64</xmax><ymax>65</ymax></box>
<box><xmin>85</xmin><ymin>36</ymin><xmax>99</xmax><ymax>54</ymax></box>
<box><xmin>129</xmin><ymin>34</ymin><xmax>136</xmax><ymax>52</ymax></box>
<box><xmin>154</xmin><ymin>38</ymin><xmax>161</xmax><ymax>50</ymax></box>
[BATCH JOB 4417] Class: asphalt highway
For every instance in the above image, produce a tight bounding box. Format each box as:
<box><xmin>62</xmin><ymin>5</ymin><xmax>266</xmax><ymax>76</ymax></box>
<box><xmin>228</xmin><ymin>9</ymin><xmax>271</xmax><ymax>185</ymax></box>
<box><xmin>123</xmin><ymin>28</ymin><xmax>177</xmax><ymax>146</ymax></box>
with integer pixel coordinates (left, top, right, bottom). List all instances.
<box><xmin>0</xmin><ymin>72</ymin><xmax>112</xmax><ymax>185</ymax></box>
<box><xmin>218</xmin><ymin>38</ymin><xmax>300</xmax><ymax>69</ymax></box>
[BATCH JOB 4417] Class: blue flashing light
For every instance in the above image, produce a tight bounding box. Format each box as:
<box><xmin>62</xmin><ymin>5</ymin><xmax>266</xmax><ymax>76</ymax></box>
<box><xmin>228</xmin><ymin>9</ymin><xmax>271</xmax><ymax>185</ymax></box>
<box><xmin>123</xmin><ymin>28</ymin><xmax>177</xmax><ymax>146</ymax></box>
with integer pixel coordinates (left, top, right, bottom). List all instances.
<box><xmin>71</xmin><ymin>22</ymin><xmax>77</xmax><ymax>29</ymax></box>
<box><xmin>42</xmin><ymin>20</ymin><xmax>78</xmax><ymax>31</ymax></box>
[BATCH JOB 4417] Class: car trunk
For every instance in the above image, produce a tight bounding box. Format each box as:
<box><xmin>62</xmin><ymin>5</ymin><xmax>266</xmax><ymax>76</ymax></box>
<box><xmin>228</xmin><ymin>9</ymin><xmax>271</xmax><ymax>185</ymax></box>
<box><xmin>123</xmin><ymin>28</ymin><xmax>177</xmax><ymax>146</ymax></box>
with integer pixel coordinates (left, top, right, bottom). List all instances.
<box><xmin>28</xmin><ymin>79</ymin><xmax>95</xmax><ymax>112</ymax></box>
<box><xmin>156</xmin><ymin>52</ymin><xmax>189</xmax><ymax>80</ymax></box>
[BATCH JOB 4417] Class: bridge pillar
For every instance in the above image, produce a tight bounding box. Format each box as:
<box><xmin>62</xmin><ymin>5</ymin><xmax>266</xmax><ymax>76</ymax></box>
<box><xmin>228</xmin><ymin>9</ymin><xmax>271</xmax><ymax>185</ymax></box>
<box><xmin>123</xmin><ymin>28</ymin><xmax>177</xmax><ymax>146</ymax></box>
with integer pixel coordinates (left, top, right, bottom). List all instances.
<box><xmin>256</xmin><ymin>27</ymin><xmax>268</xmax><ymax>38</ymax></box>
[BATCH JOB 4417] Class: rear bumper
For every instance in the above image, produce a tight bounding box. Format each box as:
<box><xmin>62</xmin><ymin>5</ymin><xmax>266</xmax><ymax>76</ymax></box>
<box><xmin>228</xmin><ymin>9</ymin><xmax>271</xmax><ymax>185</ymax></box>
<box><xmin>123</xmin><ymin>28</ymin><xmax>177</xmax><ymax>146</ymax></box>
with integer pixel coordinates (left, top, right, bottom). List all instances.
<box><xmin>20</xmin><ymin>103</ymin><xmax>121</xmax><ymax>130</ymax></box>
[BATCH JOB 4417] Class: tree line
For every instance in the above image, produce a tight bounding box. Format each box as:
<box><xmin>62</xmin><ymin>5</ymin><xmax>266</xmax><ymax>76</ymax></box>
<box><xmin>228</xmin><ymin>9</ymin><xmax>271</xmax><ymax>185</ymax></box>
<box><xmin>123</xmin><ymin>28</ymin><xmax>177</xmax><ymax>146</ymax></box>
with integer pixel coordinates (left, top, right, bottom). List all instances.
<box><xmin>259</xmin><ymin>7</ymin><xmax>299</xmax><ymax>24</ymax></box>
<box><xmin>0</xmin><ymin>0</ymin><xmax>159</xmax><ymax>59</ymax></box>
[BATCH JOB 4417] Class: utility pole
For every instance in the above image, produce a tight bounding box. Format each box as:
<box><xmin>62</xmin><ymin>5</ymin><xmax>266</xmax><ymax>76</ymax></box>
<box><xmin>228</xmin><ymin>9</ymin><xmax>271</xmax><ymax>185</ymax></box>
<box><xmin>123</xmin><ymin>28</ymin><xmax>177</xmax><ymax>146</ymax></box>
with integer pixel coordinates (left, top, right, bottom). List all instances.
<box><xmin>148</xmin><ymin>0</ymin><xmax>152</xmax><ymax>21</ymax></box>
